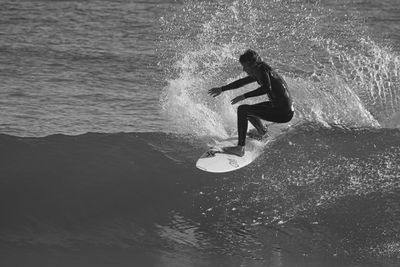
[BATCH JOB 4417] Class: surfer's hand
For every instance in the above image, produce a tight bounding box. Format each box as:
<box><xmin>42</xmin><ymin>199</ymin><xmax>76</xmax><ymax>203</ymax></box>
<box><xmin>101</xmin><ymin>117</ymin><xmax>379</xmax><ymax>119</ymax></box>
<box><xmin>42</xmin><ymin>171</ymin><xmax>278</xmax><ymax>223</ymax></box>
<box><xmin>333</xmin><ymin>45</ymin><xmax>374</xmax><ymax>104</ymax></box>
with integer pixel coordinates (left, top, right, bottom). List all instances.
<box><xmin>231</xmin><ymin>95</ymin><xmax>245</xmax><ymax>105</ymax></box>
<box><xmin>208</xmin><ymin>87</ymin><xmax>222</xmax><ymax>97</ymax></box>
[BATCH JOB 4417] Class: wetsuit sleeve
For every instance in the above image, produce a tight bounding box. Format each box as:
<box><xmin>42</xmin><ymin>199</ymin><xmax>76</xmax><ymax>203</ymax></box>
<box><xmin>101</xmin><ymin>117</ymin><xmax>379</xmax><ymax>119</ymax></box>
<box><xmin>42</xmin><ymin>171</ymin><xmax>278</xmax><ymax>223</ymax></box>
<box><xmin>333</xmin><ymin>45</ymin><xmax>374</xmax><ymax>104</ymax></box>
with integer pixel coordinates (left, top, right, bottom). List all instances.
<box><xmin>221</xmin><ymin>76</ymin><xmax>256</xmax><ymax>91</ymax></box>
<box><xmin>243</xmin><ymin>69</ymin><xmax>271</xmax><ymax>99</ymax></box>
<box><xmin>243</xmin><ymin>86</ymin><xmax>268</xmax><ymax>98</ymax></box>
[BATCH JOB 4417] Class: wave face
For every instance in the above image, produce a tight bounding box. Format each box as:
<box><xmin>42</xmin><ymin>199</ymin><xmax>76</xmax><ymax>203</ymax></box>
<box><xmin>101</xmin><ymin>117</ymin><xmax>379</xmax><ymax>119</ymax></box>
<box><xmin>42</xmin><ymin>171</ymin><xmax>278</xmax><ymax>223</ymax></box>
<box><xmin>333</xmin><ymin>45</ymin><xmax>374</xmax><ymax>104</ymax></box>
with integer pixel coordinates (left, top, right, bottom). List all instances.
<box><xmin>1</xmin><ymin>126</ymin><xmax>399</xmax><ymax>266</ymax></box>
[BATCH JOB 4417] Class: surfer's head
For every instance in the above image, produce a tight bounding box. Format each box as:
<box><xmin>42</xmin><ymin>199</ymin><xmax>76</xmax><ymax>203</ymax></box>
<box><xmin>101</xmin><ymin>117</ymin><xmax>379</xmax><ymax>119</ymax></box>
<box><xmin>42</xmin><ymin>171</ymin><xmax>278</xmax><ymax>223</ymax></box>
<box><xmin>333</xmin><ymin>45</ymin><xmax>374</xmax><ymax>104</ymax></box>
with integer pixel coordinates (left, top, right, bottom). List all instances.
<box><xmin>239</xmin><ymin>49</ymin><xmax>261</xmax><ymax>75</ymax></box>
<box><xmin>239</xmin><ymin>49</ymin><xmax>261</xmax><ymax>65</ymax></box>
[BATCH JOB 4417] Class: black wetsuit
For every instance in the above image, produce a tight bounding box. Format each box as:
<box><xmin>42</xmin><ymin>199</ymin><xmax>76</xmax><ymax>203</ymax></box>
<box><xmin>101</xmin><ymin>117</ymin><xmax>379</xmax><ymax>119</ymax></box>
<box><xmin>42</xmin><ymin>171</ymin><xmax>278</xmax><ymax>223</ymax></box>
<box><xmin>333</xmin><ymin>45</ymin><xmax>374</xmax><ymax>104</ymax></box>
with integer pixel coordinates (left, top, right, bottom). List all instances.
<box><xmin>221</xmin><ymin>62</ymin><xmax>293</xmax><ymax>146</ymax></box>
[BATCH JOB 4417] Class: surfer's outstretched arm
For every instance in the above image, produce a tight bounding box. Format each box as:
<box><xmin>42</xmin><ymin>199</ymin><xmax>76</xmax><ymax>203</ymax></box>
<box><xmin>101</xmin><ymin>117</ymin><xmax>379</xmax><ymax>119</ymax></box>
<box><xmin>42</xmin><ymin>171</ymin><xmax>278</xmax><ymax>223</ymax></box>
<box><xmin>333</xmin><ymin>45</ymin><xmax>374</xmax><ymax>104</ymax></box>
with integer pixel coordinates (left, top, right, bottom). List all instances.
<box><xmin>208</xmin><ymin>76</ymin><xmax>256</xmax><ymax>97</ymax></box>
<box><xmin>243</xmin><ymin>85</ymin><xmax>268</xmax><ymax>99</ymax></box>
<box><xmin>221</xmin><ymin>76</ymin><xmax>256</xmax><ymax>91</ymax></box>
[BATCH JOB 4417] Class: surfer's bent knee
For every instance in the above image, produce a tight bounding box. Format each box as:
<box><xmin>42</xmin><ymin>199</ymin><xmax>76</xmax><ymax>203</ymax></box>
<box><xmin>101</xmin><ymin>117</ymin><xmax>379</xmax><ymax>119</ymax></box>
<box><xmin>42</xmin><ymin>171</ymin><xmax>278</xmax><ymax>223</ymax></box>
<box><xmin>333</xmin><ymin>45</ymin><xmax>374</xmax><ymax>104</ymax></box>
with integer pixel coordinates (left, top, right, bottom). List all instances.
<box><xmin>237</xmin><ymin>104</ymin><xmax>250</xmax><ymax>114</ymax></box>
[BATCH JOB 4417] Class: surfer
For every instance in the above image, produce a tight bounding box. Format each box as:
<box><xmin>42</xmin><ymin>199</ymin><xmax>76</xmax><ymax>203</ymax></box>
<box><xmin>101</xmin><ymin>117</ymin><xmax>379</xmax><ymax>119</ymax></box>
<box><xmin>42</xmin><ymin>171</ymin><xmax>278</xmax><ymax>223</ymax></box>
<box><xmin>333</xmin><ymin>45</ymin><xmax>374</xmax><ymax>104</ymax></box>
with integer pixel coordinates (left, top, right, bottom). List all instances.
<box><xmin>208</xmin><ymin>49</ymin><xmax>294</xmax><ymax>157</ymax></box>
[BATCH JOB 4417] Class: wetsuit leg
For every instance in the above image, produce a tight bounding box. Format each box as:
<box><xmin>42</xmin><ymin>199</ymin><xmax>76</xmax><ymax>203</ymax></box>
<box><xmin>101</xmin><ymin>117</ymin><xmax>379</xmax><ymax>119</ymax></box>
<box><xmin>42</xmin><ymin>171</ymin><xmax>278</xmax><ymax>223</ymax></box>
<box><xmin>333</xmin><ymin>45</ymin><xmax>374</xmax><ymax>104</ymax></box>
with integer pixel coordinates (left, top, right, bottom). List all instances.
<box><xmin>237</xmin><ymin>102</ymin><xmax>293</xmax><ymax>146</ymax></box>
<box><xmin>248</xmin><ymin>116</ymin><xmax>265</xmax><ymax>134</ymax></box>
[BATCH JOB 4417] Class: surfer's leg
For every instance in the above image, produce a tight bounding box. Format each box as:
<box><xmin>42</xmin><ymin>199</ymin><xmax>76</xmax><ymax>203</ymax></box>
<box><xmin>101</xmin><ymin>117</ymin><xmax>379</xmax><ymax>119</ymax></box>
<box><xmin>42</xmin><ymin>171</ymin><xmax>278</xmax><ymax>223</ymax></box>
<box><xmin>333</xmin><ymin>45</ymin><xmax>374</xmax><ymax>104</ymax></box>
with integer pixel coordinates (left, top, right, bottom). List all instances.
<box><xmin>248</xmin><ymin>116</ymin><xmax>267</xmax><ymax>135</ymax></box>
<box><xmin>245</xmin><ymin>102</ymin><xmax>294</xmax><ymax>123</ymax></box>
<box><xmin>218</xmin><ymin>104</ymin><xmax>249</xmax><ymax>157</ymax></box>
<box><xmin>246</xmin><ymin>101</ymin><xmax>272</xmax><ymax>136</ymax></box>
<box><xmin>237</xmin><ymin>103</ymin><xmax>271</xmax><ymax>145</ymax></box>
<box><xmin>234</xmin><ymin>102</ymin><xmax>292</xmax><ymax>155</ymax></box>
<box><xmin>237</xmin><ymin>104</ymin><xmax>251</xmax><ymax>146</ymax></box>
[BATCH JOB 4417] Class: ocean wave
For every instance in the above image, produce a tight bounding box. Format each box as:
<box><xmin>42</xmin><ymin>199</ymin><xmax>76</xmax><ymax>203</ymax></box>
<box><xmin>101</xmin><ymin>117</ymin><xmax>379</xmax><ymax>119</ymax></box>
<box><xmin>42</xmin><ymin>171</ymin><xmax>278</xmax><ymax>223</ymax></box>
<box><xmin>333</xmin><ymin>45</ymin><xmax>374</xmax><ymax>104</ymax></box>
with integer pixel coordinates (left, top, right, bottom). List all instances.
<box><xmin>0</xmin><ymin>125</ymin><xmax>399</xmax><ymax>261</ymax></box>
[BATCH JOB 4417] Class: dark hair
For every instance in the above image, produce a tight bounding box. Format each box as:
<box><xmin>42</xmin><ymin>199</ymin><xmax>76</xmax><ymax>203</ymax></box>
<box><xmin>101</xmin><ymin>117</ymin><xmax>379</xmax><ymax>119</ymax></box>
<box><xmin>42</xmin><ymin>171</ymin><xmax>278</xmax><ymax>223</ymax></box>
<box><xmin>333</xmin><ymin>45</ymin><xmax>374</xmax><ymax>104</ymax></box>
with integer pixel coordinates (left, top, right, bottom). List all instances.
<box><xmin>239</xmin><ymin>49</ymin><xmax>261</xmax><ymax>65</ymax></box>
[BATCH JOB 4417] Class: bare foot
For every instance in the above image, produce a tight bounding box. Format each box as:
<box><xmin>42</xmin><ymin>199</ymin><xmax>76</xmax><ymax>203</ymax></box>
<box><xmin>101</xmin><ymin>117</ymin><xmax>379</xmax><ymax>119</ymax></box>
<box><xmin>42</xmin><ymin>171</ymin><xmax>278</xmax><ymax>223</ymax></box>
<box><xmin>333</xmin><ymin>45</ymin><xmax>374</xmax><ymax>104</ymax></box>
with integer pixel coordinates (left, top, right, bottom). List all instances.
<box><xmin>222</xmin><ymin>145</ymin><xmax>245</xmax><ymax>157</ymax></box>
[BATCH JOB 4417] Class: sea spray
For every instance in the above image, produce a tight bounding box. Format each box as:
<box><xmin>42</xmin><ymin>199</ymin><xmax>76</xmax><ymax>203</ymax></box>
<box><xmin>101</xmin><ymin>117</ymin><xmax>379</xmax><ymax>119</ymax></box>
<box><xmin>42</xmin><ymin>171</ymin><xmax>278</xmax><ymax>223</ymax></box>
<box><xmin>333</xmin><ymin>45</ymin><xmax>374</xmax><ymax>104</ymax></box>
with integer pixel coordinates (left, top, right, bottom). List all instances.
<box><xmin>159</xmin><ymin>0</ymin><xmax>399</xmax><ymax>138</ymax></box>
<box><xmin>325</xmin><ymin>38</ymin><xmax>400</xmax><ymax>128</ymax></box>
<box><xmin>158</xmin><ymin>0</ymin><xmax>322</xmax><ymax>136</ymax></box>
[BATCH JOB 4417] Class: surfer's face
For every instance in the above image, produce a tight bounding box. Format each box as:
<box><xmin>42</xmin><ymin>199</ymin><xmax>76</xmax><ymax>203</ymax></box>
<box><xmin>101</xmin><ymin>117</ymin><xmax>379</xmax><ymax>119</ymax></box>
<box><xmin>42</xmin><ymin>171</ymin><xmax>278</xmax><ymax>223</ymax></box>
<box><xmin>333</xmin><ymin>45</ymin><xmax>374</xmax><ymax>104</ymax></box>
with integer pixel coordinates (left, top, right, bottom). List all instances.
<box><xmin>241</xmin><ymin>61</ymin><xmax>255</xmax><ymax>76</ymax></box>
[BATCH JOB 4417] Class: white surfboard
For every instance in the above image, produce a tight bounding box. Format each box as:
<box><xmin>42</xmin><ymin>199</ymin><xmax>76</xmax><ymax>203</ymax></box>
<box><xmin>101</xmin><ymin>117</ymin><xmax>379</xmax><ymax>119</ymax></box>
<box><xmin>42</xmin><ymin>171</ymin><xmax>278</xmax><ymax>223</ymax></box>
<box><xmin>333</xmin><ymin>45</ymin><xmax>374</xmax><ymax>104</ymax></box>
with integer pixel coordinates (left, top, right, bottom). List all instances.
<box><xmin>196</xmin><ymin>137</ymin><xmax>270</xmax><ymax>173</ymax></box>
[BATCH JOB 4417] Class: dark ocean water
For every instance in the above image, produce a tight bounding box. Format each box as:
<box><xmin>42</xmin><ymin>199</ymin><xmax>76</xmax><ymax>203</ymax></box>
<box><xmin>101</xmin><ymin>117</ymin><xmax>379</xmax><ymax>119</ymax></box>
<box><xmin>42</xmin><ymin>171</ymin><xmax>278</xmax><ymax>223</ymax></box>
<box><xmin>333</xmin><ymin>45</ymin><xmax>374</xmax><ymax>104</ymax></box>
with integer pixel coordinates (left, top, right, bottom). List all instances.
<box><xmin>0</xmin><ymin>125</ymin><xmax>399</xmax><ymax>266</ymax></box>
<box><xmin>1</xmin><ymin>0</ymin><xmax>400</xmax><ymax>266</ymax></box>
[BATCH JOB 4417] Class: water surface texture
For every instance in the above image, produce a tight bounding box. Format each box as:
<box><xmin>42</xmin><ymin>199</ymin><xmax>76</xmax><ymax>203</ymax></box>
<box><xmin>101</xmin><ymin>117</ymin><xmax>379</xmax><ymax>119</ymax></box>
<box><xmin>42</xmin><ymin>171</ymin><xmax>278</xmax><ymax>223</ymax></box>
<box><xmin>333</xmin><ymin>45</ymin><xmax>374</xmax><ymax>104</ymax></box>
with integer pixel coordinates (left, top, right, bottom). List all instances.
<box><xmin>0</xmin><ymin>0</ymin><xmax>399</xmax><ymax>266</ymax></box>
